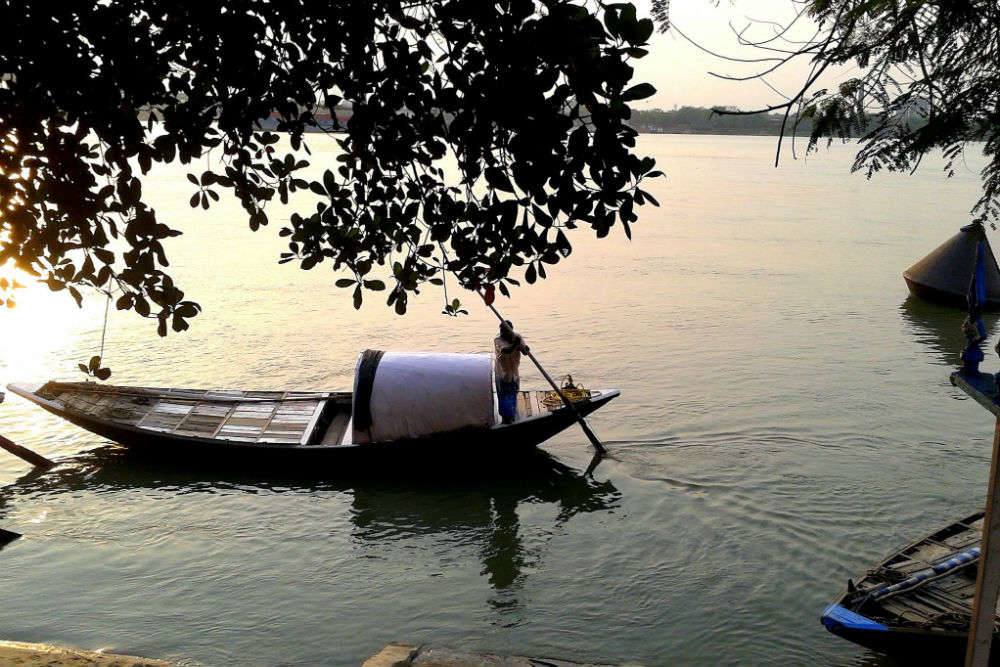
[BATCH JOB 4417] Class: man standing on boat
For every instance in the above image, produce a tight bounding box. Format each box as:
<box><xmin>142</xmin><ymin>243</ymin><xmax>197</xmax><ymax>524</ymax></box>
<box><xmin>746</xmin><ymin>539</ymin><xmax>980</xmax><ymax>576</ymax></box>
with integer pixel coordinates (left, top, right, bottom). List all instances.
<box><xmin>495</xmin><ymin>320</ymin><xmax>529</xmax><ymax>424</ymax></box>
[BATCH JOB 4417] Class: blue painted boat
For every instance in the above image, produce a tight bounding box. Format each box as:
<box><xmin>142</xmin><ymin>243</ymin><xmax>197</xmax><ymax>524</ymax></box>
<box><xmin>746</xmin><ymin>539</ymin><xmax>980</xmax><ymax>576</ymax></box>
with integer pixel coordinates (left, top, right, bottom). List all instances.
<box><xmin>821</xmin><ymin>510</ymin><xmax>999</xmax><ymax>661</ymax></box>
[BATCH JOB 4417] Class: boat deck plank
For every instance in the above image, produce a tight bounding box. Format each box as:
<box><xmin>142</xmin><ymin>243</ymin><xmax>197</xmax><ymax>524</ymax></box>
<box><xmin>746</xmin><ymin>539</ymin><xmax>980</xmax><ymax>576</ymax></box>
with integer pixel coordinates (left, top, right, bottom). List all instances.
<box><xmin>516</xmin><ymin>391</ymin><xmax>551</xmax><ymax>420</ymax></box>
<box><xmin>44</xmin><ymin>384</ymin><xmax>328</xmax><ymax>447</ymax></box>
<box><xmin>318</xmin><ymin>411</ymin><xmax>352</xmax><ymax>448</ymax></box>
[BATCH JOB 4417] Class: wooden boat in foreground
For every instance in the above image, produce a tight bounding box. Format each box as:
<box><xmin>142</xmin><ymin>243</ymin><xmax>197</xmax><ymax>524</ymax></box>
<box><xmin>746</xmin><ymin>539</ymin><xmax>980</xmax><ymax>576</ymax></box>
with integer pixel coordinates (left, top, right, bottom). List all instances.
<box><xmin>6</xmin><ymin>351</ymin><xmax>618</xmax><ymax>462</ymax></box>
<box><xmin>821</xmin><ymin>510</ymin><xmax>995</xmax><ymax>661</ymax></box>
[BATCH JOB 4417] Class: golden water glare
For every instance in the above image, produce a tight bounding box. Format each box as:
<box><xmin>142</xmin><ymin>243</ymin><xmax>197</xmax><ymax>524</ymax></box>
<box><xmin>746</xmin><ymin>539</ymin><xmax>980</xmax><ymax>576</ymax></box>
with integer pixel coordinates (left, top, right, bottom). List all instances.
<box><xmin>0</xmin><ymin>264</ymin><xmax>101</xmax><ymax>383</ymax></box>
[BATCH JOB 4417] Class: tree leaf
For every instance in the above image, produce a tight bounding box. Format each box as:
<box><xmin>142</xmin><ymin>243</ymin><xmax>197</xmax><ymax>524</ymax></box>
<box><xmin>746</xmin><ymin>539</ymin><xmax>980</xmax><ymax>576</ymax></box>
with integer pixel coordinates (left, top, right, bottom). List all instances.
<box><xmin>484</xmin><ymin>167</ymin><xmax>514</xmax><ymax>193</ymax></box>
<box><xmin>621</xmin><ymin>83</ymin><xmax>656</xmax><ymax>102</ymax></box>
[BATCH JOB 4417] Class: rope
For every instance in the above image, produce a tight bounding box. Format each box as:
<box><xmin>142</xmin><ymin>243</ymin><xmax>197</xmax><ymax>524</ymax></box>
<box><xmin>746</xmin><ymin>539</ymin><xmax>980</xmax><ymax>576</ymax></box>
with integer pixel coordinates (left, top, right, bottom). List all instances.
<box><xmin>99</xmin><ymin>287</ymin><xmax>111</xmax><ymax>361</ymax></box>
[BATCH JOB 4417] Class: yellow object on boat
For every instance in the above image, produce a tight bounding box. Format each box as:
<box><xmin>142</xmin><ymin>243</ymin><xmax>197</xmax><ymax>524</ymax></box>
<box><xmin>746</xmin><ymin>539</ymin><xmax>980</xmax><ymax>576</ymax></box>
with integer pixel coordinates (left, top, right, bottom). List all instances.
<box><xmin>540</xmin><ymin>375</ymin><xmax>592</xmax><ymax>409</ymax></box>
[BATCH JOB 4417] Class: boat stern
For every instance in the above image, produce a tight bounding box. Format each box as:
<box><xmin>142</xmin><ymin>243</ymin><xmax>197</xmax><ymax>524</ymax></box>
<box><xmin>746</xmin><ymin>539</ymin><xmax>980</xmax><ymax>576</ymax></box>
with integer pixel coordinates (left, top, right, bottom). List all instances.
<box><xmin>6</xmin><ymin>382</ymin><xmax>47</xmax><ymax>400</ymax></box>
<box><xmin>821</xmin><ymin>603</ymin><xmax>888</xmax><ymax>638</ymax></box>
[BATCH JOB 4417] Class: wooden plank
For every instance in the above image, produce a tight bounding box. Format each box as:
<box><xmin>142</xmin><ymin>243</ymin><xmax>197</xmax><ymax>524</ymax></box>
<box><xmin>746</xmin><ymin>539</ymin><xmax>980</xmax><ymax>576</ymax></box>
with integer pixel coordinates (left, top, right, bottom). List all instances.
<box><xmin>210</xmin><ymin>395</ymin><xmax>244</xmax><ymax>439</ymax></box>
<box><xmin>945</xmin><ymin>530</ymin><xmax>982</xmax><ymax>549</ymax></box>
<box><xmin>967</xmin><ymin>417</ymin><xmax>1000</xmax><ymax>667</ymax></box>
<box><xmin>154</xmin><ymin>401</ymin><xmax>195</xmax><ymax>414</ymax></box>
<box><xmin>882</xmin><ymin>598</ymin><xmax>933</xmax><ymax>624</ymax></box>
<box><xmin>915</xmin><ymin>586</ymin><xmax>974</xmax><ymax>615</ymax></box>
<box><xmin>226</xmin><ymin>415</ymin><xmax>268</xmax><ymax>431</ymax></box>
<box><xmin>317</xmin><ymin>411</ymin><xmax>351</xmax><ymax>447</ymax></box>
<box><xmin>517</xmin><ymin>392</ymin><xmax>531</xmax><ymax>418</ymax></box>
<box><xmin>952</xmin><ymin>372</ymin><xmax>1000</xmax><ymax>419</ymax></box>
<box><xmin>136</xmin><ymin>401</ymin><xmax>166</xmax><ymax>429</ymax></box>
<box><xmin>218</xmin><ymin>425</ymin><xmax>260</xmax><ymax>434</ymax></box>
<box><xmin>175</xmin><ymin>419</ymin><xmax>225</xmax><ymax>437</ymax></box>
<box><xmin>193</xmin><ymin>404</ymin><xmax>229</xmax><ymax>416</ymax></box>
<box><xmin>299</xmin><ymin>399</ymin><xmax>327</xmax><ymax>445</ymax></box>
<box><xmin>253</xmin><ymin>393</ymin><xmax>287</xmax><ymax>443</ymax></box>
<box><xmin>910</xmin><ymin>541</ymin><xmax>958</xmax><ymax>564</ymax></box>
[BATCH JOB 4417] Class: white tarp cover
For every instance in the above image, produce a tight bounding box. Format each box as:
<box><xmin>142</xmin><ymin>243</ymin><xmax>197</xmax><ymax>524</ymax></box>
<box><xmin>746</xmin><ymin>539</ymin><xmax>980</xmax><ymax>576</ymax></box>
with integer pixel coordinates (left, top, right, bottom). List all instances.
<box><xmin>352</xmin><ymin>351</ymin><xmax>494</xmax><ymax>444</ymax></box>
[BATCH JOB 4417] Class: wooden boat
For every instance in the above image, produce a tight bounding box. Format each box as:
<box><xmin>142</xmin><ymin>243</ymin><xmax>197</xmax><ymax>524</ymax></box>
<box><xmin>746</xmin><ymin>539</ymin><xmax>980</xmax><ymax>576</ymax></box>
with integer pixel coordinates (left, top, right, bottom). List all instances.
<box><xmin>6</xmin><ymin>351</ymin><xmax>618</xmax><ymax>462</ymax></box>
<box><xmin>821</xmin><ymin>510</ymin><xmax>996</xmax><ymax>661</ymax></box>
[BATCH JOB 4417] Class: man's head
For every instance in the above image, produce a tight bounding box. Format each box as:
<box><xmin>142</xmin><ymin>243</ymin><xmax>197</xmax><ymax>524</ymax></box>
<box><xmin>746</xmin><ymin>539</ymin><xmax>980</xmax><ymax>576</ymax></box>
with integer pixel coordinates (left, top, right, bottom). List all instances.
<box><xmin>500</xmin><ymin>319</ymin><xmax>514</xmax><ymax>340</ymax></box>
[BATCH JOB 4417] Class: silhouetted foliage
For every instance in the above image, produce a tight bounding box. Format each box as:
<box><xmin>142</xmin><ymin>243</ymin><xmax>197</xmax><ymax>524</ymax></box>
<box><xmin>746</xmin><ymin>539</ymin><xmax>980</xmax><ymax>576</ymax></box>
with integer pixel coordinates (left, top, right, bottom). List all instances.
<box><xmin>667</xmin><ymin>1</ymin><xmax>1000</xmax><ymax>224</ymax></box>
<box><xmin>0</xmin><ymin>0</ymin><xmax>660</xmax><ymax>332</ymax></box>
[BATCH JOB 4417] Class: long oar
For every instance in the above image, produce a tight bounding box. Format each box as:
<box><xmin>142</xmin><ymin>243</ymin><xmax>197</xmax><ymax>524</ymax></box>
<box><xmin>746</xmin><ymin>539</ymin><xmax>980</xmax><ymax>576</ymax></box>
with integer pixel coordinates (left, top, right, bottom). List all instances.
<box><xmin>0</xmin><ymin>434</ymin><xmax>55</xmax><ymax>470</ymax></box>
<box><xmin>479</xmin><ymin>290</ymin><xmax>607</xmax><ymax>455</ymax></box>
<box><xmin>0</xmin><ymin>392</ymin><xmax>55</xmax><ymax>470</ymax></box>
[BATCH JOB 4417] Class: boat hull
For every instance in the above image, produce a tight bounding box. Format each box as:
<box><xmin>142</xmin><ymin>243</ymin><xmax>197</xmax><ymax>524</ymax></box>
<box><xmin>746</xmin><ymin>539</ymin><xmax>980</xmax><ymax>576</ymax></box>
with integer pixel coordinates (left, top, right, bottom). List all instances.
<box><xmin>822</xmin><ymin>601</ymin><xmax>991</xmax><ymax>662</ymax></box>
<box><xmin>903</xmin><ymin>276</ymin><xmax>1000</xmax><ymax>310</ymax></box>
<box><xmin>7</xmin><ymin>382</ymin><xmax>619</xmax><ymax>466</ymax></box>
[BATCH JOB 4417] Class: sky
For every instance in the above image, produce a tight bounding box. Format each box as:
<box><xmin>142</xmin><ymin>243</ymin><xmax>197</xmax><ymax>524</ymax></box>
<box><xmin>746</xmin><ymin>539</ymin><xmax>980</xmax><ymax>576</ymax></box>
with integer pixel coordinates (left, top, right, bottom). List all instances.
<box><xmin>629</xmin><ymin>0</ymin><xmax>852</xmax><ymax>111</ymax></box>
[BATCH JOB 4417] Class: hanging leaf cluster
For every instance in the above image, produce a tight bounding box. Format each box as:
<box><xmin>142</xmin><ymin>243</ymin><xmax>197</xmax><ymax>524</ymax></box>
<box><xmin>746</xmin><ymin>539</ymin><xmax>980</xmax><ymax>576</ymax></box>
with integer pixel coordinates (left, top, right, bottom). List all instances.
<box><xmin>0</xmin><ymin>0</ymin><xmax>661</xmax><ymax>330</ymax></box>
<box><xmin>78</xmin><ymin>355</ymin><xmax>112</xmax><ymax>381</ymax></box>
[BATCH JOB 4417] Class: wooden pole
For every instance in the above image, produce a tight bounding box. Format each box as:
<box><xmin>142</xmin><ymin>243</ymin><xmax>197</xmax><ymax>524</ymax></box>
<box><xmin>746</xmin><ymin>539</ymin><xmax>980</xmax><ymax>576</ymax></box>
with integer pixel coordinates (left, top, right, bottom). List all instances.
<box><xmin>0</xmin><ymin>434</ymin><xmax>55</xmax><ymax>470</ymax></box>
<box><xmin>479</xmin><ymin>294</ymin><xmax>607</xmax><ymax>455</ymax></box>
<box><xmin>966</xmin><ymin>416</ymin><xmax>1000</xmax><ymax>666</ymax></box>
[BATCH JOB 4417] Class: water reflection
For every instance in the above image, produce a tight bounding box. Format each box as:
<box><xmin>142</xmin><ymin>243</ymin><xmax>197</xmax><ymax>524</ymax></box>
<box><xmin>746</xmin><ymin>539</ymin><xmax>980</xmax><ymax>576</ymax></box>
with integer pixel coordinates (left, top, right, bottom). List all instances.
<box><xmin>347</xmin><ymin>451</ymin><xmax>619</xmax><ymax>614</ymax></box>
<box><xmin>899</xmin><ymin>296</ymin><xmax>1000</xmax><ymax>365</ymax></box>
<box><xmin>836</xmin><ymin>651</ymin><xmax>909</xmax><ymax>667</ymax></box>
<box><xmin>0</xmin><ymin>446</ymin><xmax>619</xmax><ymax>604</ymax></box>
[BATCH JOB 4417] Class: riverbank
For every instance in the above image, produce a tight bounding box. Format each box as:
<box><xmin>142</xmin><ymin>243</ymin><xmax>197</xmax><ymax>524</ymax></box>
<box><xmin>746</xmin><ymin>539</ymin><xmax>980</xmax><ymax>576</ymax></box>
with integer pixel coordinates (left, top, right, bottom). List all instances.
<box><xmin>0</xmin><ymin>640</ymin><xmax>627</xmax><ymax>667</ymax></box>
<box><xmin>0</xmin><ymin>640</ymin><xmax>172</xmax><ymax>667</ymax></box>
<box><xmin>362</xmin><ymin>643</ymin><xmax>627</xmax><ymax>667</ymax></box>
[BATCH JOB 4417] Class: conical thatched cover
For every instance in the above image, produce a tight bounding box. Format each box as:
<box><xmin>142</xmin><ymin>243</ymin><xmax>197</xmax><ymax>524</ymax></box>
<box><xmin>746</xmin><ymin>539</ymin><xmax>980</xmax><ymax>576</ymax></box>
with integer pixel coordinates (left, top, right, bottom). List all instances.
<box><xmin>904</xmin><ymin>225</ymin><xmax>1000</xmax><ymax>308</ymax></box>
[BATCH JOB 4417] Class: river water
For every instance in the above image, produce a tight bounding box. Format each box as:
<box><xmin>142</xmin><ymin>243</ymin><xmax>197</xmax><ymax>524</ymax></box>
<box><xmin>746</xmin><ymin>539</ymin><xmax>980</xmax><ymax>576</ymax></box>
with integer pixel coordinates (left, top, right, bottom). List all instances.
<box><xmin>0</xmin><ymin>134</ymin><xmax>994</xmax><ymax>666</ymax></box>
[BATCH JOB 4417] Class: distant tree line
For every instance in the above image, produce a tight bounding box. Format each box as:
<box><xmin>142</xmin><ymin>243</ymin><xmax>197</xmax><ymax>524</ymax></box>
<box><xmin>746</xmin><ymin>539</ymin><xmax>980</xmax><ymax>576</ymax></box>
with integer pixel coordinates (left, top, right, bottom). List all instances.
<box><xmin>630</xmin><ymin>105</ymin><xmax>905</xmax><ymax>137</ymax></box>
<box><xmin>631</xmin><ymin>106</ymin><xmax>811</xmax><ymax>136</ymax></box>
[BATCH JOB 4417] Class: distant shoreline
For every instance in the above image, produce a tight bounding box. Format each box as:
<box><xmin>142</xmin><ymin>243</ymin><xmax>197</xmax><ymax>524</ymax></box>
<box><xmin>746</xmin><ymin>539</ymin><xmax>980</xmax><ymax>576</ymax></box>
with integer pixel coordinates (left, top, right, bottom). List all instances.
<box><xmin>630</xmin><ymin>106</ymin><xmax>811</xmax><ymax>137</ymax></box>
<box><xmin>635</xmin><ymin>129</ymin><xmax>798</xmax><ymax>137</ymax></box>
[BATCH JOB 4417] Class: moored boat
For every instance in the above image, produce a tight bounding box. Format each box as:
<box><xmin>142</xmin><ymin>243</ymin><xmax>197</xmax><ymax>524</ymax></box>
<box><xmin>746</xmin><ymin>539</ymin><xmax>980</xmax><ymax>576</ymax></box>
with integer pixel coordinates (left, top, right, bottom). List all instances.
<box><xmin>821</xmin><ymin>510</ymin><xmax>997</xmax><ymax>661</ymax></box>
<box><xmin>6</xmin><ymin>350</ymin><xmax>618</xmax><ymax>463</ymax></box>
<box><xmin>903</xmin><ymin>224</ymin><xmax>1000</xmax><ymax>309</ymax></box>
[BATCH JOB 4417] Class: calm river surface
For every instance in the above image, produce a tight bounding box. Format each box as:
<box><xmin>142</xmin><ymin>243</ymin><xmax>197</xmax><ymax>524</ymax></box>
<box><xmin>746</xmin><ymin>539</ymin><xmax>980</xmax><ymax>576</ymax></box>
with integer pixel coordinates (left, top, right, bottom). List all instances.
<box><xmin>0</xmin><ymin>135</ymin><xmax>995</xmax><ymax>666</ymax></box>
